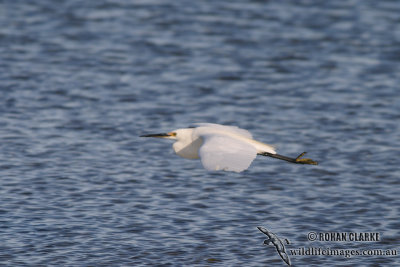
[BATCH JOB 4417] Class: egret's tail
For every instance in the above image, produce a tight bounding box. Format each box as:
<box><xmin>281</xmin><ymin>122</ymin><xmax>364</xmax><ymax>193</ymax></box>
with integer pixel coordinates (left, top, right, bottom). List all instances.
<box><xmin>259</xmin><ymin>152</ymin><xmax>318</xmax><ymax>165</ymax></box>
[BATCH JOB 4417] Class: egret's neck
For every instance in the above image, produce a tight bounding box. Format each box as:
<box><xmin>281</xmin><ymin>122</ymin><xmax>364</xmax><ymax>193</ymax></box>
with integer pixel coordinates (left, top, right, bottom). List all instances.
<box><xmin>172</xmin><ymin>128</ymin><xmax>201</xmax><ymax>159</ymax></box>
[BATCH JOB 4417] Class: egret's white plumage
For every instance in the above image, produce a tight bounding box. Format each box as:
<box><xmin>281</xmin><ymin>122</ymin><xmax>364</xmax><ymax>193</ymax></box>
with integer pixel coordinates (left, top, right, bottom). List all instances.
<box><xmin>141</xmin><ymin>123</ymin><xmax>317</xmax><ymax>172</ymax></box>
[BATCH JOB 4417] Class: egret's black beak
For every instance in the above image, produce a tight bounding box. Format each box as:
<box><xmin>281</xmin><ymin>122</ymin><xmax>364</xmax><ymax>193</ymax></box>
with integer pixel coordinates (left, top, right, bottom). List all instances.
<box><xmin>140</xmin><ymin>133</ymin><xmax>172</xmax><ymax>138</ymax></box>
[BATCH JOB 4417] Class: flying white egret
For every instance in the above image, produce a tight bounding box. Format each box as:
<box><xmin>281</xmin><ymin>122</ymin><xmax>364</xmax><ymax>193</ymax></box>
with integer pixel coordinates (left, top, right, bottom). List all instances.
<box><xmin>140</xmin><ymin>123</ymin><xmax>317</xmax><ymax>172</ymax></box>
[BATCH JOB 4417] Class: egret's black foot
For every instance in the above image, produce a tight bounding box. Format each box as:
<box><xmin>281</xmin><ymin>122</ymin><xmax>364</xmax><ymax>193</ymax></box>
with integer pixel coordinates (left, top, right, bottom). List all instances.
<box><xmin>295</xmin><ymin>152</ymin><xmax>318</xmax><ymax>165</ymax></box>
<box><xmin>259</xmin><ymin>151</ymin><xmax>318</xmax><ymax>165</ymax></box>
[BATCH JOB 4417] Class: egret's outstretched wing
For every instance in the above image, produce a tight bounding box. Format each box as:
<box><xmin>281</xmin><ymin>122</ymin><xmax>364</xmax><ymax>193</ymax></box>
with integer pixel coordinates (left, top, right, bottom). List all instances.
<box><xmin>198</xmin><ymin>134</ymin><xmax>257</xmax><ymax>172</ymax></box>
<box><xmin>193</xmin><ymin>123</ymin><xmax>253</xmax><ymax>139</ymax></box>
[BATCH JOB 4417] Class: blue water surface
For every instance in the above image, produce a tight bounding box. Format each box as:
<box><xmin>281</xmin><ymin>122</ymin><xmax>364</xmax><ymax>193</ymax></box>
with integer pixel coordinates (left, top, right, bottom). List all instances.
<box><xmin>1</xmin><ymin>0</ymin><xmax>399</xmax><ymax>266</ymax></box>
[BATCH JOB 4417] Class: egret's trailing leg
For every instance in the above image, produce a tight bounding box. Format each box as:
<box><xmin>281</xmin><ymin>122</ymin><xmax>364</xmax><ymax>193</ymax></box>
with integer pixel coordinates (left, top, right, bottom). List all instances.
<box><xmin>260</xmin><ymin>151</ymin><xmax>318</xmax><ymax>165</ymax></box>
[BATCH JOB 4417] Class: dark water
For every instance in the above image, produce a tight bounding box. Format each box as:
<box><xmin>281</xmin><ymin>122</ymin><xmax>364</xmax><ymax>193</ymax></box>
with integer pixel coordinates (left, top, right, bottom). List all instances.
<box><xmin>1</xmin><ymin>0</ymin><xmax>399</xmax><ymax>266</ymax></box>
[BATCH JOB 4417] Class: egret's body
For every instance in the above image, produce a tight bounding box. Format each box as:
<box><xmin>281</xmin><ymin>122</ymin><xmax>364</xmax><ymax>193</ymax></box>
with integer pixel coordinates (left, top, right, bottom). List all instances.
<box><xmin>141</xmin><ymin>123</ymin><xmax>317</xmax><ymax>172</ymax></box>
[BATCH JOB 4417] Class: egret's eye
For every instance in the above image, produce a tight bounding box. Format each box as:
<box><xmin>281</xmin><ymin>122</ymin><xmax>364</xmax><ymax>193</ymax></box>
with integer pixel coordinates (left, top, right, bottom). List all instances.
<box><xmin>169</xmin><ymin>132</ymin><xmax>177</xmax><ymax>136</ymax></box>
